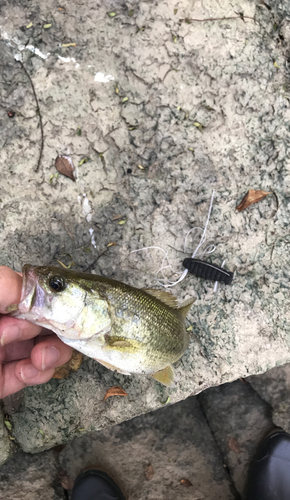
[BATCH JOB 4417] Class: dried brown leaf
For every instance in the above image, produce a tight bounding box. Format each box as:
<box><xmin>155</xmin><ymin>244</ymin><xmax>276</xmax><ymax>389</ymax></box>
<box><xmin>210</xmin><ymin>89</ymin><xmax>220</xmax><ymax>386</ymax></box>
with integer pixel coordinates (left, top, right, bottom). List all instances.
<box><xmin>236</xmin><ymin>189</ymin><xmax>270</xmax><ymax>211</ymax></box>
<box><xmin>111</xmin><ymin>214</ymin><xmax>122</xmax><ymax>220</ymax></box>
<box><xmin>69</xmin><ymin>351</ymin><xmax>83</xmax><ymax>371</ymax></box>
<box><xmin>228</xmin><ymin>437</ymin><xmax>241</xmax><ymax>453</ymax></box>
<box><xmin>53</xmin><ymin>365</ymin><xmax>70</xmax><ymax>379</ymax></box>
<box><xmin>58</xmin><ymin>470</ymin><xmax>74</xmax><ymax>490</ymax></box>
<box><xmin>53</xmin><ymin>350</ymin><xmax>83</xmax><ymax>379</ymax></box>
<box><xmin>180</xmin><ymin>478</ymin><xmax>193</xmax><ymax>487</ymax></box>
<box><xmin>144</xmin><ymin>464</ymin><xmax>154</xmax><ymax>480</ymax></box>
<box><xmin>55</xmin><ymin>155</ymin><xmax>75</xmax><ymax>181</ymax></box>
<box><xmin>103</xmin><ymin>386</ymin><xmax>128</xmax><ymax>401</ymax></box>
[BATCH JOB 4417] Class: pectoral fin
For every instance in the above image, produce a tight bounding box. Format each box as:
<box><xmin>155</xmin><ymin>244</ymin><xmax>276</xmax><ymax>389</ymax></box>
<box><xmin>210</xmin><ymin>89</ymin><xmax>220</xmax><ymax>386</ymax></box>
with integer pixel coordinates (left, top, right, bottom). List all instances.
<box><xmin>152</xmin><ymin>365</ymin><xmax>174</xmax><ymax>386</ymax></box>
<box><xmin>107</xmin><ymin>336</ymin><xmax>142</xmax><ymax>352</ymax></box>
<box><xmin>109</xmin><ymin>340</ymin><xmax>132</xmax><ymax>348</ymax></box>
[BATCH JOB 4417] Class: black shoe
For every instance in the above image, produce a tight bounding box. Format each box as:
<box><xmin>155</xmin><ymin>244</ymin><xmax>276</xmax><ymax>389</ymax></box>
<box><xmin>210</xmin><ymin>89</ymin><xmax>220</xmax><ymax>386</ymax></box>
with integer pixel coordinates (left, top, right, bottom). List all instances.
<box><xmin>245</xmin><ymin>430</ymin><xmax>290</xmax><ymax>500</ymax></box>
<box><xmin>71</xmin><ymin>469</ymin><xmax>126</xmax><ymax>500</ymax></box>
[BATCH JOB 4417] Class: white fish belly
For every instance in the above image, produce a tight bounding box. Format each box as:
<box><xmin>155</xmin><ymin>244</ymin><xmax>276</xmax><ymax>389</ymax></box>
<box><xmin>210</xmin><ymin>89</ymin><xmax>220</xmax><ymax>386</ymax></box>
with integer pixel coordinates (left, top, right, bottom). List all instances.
<box><xmin>57</xmin><ymin>333</ymin><xmax>158</xmax><ymax>375</ymax></box>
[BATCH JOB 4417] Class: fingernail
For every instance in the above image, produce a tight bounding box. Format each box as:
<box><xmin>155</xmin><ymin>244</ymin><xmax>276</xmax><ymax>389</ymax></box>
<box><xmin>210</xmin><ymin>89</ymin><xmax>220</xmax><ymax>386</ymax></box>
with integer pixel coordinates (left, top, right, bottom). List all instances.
<box><xmin>42</xmin><ymin>346</ymin><xmax>60</xmax><ymax>370</ymax></box>
<box><xmin>20</xmin><ymin>364</ymin><xmax>39</xmax><ymax>381</ymax></box>
<box><xmin>1</xmin><ymin>325</ymin><xmax>22</xmax><ymax>346</ymax></box>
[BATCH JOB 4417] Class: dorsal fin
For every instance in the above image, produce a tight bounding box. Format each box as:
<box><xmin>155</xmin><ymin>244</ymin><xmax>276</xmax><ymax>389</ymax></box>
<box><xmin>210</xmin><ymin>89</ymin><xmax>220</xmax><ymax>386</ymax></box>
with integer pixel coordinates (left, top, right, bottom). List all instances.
<box><xmin>177</xmin><ymin>297</ymin><xmax>195</xmax><ymax>321</ymax></box>
<box><xmin>143</xmin><ymin>288</ymin><xmax>178</xmax><ymax>308</ymax></box>
<box><xmin>152</xmin><ymin>365</ymin><xmax>174</xmax><ymax>386</ymax></box>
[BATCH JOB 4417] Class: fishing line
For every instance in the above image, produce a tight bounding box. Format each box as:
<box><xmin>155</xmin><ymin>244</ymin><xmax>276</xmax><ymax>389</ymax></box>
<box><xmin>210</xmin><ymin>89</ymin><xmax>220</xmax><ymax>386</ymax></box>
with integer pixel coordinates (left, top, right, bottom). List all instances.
<box><xmin>213</xmin><ymin>260</ymin><xmax>226</xmax><ymax>293</ymax></box>
<box><xmin>131</xmin><ymin>190</ymin><xmax>220</xmax><ymax>288</ymax></box>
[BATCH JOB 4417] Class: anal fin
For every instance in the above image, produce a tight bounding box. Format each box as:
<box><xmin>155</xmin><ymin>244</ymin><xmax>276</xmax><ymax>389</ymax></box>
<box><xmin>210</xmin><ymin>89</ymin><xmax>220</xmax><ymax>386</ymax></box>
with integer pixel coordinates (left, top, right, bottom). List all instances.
<box><xmin>177</xmin><ymin>297</ymin><xmax>195</xmax><ymax>320</ymax></box>
<box><xmin>151</xmin><ymin>365</ymin><xmax>174</xmax><ymax>386</ymax></box>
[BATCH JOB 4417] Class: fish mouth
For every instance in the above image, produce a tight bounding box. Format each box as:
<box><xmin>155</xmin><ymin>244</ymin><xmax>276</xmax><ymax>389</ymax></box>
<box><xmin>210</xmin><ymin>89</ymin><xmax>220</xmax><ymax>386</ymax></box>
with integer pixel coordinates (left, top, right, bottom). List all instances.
<box><xmin>17</xmin><ymin>264</ymin><xmax>39</xmax><ymax>313</ymax></box>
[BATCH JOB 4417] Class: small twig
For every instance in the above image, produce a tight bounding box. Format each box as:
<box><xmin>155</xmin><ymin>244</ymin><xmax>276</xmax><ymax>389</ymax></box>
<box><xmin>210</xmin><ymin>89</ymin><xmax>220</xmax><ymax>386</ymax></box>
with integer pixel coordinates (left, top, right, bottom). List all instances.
<box><xmin>167</xmin><ymin>244</ymin><xmax>188</xmax><ymax>254</ymax></box>
<box><xmin>270</xmin><ymin>242</ymin><xmax>275</xmax><ymax>261</ymax></box>
<box><xmin>17</xmin><ymin>60</ymin><xmax>44</xmax><ymax>172</ymax></box>
<box><xmin>179</xmin><ymin>15</ymin><xmax>256</xmax><ymax>23</ymax></box>
<box><xmin>270</xmin><ymin>189</ymin><xmax>279</xmax><ymax>217</ymax></box>
<box><xmin>83</xmin><ymin>248</ymin><xmax>109</xmax><ymax>273</ymax></box>
<box><xmin>179</xmin><ymin>13</ymin><xmax>275</xmax><ymax>42</ymax></box>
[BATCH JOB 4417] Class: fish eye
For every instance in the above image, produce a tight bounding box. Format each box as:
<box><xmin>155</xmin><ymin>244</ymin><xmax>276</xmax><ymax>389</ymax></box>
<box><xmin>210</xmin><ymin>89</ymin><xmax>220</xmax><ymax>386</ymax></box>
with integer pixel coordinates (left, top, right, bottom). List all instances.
<box><xmin>49</xmin><ymin>276</ymin><xmax>65</xmax><ymax>292</ymax></box>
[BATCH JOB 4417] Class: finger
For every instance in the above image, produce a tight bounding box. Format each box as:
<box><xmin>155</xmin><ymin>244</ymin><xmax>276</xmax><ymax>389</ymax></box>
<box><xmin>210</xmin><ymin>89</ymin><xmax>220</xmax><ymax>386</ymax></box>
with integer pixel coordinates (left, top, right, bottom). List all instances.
<box><xmin>0</xmin><ymin>359</ymin><xmax>55</xmax><ymax>399</ymax></box>
<box><xmin>0</xmin><ymin>338</ymin><xmax>34</xmax><ymax>363</ymax></box>
<box><xmin>0</xmin><ymin>334</ymin><xmax>73</xmax><ymax>367</ymax></box>
<box><xmin>30</xmin><ymin>335</ymin><xmax>73</xmax><ymax>371</ymax></box>
<box><xmin>0</xmin><ymin>266</ymin><xmax>22</xmax><ymax>314</ymax></box>
<box><xmin>0</xmin><ymin>315</ymin><xmax>42</xmax><ymax>346</ymax></box>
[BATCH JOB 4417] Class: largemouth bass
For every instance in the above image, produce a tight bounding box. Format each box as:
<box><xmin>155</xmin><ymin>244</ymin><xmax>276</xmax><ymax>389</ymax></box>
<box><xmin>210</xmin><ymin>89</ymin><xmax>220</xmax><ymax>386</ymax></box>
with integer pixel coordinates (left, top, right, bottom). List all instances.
<box><xmin>11</xmin><ymin>265</ymin><xmax>194</xmax><ymax>385</ymax></box>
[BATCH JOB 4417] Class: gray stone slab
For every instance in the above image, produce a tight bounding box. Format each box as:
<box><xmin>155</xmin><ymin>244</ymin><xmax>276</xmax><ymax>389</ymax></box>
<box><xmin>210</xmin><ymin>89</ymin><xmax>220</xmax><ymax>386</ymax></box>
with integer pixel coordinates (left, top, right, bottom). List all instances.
<box><xmin>58</xmin><ymin>396</ymin><xmax>237</xmax><ymax>500</ymax></box>
<box><xmin>0</xmin><ymin>396</ymin><xmax>236</xmax><ymax>500</ymax></box>
<box><xmin>198</xmin><ymin>380</ymin><xmax>273</xmax><ymax>498</ymax></box>
<box><xmin>1</xmin><ymin>0</ymin><xmax>290</xmax><ymax>458</ymax></box>
<box><xmin>247</xmin><ymin>363</ymin><xmax>290</xmax><ymax>433</ymax></box>
<box><xmin>0</xmin><ymin>449</ymin><xmax>63</xmax><ymax>500</ymax></box>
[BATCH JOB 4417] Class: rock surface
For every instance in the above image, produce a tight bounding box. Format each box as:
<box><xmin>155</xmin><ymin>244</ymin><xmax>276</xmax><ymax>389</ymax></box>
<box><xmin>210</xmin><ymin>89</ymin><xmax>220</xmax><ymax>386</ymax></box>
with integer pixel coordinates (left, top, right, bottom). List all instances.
<box><xmin>60</xmin><ymin>396</ymin><xmax>237</xmax><ymax>500</ymax></box>
<box><xmin>1</xmin><ymin>0</ymin><xmax>290</xmax><ymax>455</ymax></box>
<box><xmin>3</xmin><ymin>369</ymin><xmax>290</xmax><ymax>498</ymax></box>
<box><xmin>0</xmin><ymin>396</ymin><xmax>237</xmax><ymax>500</ymax></box>
<box><xmin>199</xmin><ymin>380</ymin><xmax>273</xmax><ymax>497</ymax></box>
<box><xmin>0</xmin><ymin>449</ymin><xmax>63</xmax><ymax>500</ymax></box>
<box><xmin>0</xmin><ymin>408</ymin><xmax>13</xmax><ymax>467</ymax></box>
<box><xmin>248</xmin><ymin>363</ymin><xmax>290</xmax><ymax>433</ymax></box>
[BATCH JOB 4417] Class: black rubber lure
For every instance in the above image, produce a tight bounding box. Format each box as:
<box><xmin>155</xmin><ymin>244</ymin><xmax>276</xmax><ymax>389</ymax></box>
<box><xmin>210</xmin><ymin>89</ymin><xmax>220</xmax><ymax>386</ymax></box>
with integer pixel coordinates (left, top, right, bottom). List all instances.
<box><xmin>183</xmin><ymin>258</ymin><xmax>233</xmax><ymax>285</ymax></box>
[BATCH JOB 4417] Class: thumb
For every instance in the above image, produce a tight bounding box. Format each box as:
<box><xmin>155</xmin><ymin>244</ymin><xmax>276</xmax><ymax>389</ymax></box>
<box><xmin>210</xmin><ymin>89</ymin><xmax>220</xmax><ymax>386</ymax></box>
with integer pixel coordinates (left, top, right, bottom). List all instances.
<box><xmin>0</xmin><ymin>266</ymin><xmax>22</xmax><ymax>314</ymax></box>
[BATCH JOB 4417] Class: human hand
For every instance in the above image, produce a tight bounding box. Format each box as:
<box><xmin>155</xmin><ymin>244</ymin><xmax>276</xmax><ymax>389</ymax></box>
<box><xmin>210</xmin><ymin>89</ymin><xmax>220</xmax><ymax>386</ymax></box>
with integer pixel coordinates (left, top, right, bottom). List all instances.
<box><xmin>0</xmin><ymin>266</ymin><xmax>73</xmax><ymax>399</ymax></box>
